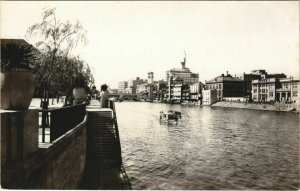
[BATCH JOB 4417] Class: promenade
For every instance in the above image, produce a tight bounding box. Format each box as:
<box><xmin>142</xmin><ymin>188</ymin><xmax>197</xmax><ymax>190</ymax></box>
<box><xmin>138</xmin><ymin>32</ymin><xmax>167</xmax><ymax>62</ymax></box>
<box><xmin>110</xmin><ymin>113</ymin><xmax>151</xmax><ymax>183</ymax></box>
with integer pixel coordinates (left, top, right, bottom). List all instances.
<box><xmin>80</xmin><ymin>100</ymin><xmax>130</xmax><ymax>189</ymax></box>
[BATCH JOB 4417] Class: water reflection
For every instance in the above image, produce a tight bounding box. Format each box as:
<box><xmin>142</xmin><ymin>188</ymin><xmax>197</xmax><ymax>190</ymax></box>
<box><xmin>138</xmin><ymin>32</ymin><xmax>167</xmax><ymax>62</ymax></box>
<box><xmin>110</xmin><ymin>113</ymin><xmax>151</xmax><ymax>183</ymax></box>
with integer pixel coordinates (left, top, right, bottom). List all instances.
<box><xmin>116</xmin><ymin>102</ymin><xmax>299</xmax><ymax>190</ymax></box>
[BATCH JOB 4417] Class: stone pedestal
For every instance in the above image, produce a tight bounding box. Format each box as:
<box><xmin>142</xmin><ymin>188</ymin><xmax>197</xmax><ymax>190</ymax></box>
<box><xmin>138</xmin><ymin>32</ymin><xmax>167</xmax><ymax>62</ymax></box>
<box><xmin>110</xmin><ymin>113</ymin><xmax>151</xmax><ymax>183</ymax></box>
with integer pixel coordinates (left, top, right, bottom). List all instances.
<box><xmin>1</xmin><ymin>109</ymin><xmax>39</xmax><ymax>166</ymax></box>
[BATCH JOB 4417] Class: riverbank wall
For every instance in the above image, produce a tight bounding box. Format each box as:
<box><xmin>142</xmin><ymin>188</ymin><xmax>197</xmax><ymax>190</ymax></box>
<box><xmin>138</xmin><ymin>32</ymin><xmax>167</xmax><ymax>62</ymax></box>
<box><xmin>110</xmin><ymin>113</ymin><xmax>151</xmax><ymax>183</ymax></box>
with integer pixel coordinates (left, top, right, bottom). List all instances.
<box><xmin>1</xmin><ymin>110</ymin><xmax>87</xmax><ymax>189</ymax></box>
<box><xmin>211</xmin><ymin>101</ymin><xmax>298</xmax><ymax>112</ymax></box>
<box><xmin>1</xmin><ymin>100</ymin><xmax>131</xmax><ymax>189</ymax></box>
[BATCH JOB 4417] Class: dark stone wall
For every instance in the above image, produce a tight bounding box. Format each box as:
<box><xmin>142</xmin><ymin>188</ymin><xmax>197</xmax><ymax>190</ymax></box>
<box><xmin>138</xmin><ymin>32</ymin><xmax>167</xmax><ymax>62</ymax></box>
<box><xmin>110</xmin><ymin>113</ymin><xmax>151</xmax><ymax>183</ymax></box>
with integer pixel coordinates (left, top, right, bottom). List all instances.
<box><xmin>1</xmin><ymin>110</ymin><xmax>39</xmax><ymax>166</ymax></box>
<box><xmin>1</xmin><ymin>114</ymin><xmax>87</xmax><ymax>189</ymax></box>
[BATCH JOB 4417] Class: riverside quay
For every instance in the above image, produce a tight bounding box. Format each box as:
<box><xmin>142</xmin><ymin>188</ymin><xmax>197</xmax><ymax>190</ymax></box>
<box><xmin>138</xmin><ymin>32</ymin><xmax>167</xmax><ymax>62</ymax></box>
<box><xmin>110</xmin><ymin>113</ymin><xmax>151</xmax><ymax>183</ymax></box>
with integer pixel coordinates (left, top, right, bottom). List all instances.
<box><xmin>1</xmin><ymin>1</ymin><xmax>299</xmax><ymax>190</ymax></box>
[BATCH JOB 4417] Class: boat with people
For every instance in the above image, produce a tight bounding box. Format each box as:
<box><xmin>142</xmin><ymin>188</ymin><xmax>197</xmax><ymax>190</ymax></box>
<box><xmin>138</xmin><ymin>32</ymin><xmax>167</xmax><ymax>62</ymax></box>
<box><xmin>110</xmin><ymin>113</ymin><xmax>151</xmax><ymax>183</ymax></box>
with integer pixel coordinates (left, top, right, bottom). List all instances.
<box><xmin>168</xmin><ymin>110</ymin><xmax>182</xmax><ymax>119</ymax></box>
<box><xmin>159</xmin><ymin>110</ymin><xmax>182</xmax><ymax>122</ymax></box>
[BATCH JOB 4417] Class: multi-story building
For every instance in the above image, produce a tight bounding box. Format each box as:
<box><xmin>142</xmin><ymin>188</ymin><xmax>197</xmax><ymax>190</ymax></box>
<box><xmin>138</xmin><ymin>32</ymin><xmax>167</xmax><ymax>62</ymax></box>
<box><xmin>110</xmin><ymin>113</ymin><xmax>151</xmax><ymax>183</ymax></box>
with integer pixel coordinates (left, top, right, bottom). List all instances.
<box><xmin>189</xmin><ymin>82</ymin><xmax>204</xmax><ymax>104</ymax></box>
<box><xmin>127</xmin><ymin>77</ymin><xmax>145</xmax><ymax>94</ymax></box>
<box><xmin>238</xmin><ymin>70</ymin><xmax>286</xmax><ymax>102</ymax></box>
<box><xmin>252</xmin><ymin>77</ymin><xmax>299</xmax><ymax>103</ymax></box>
<box><xmin>165</xmin><ymin>53</ymin><xmax>199</xmax><ymax>85</ymax></box>
<box><xmin>153</xmin><ymin>80</ymin><xmax>168</xmax><ymax>101</ymax></box>
<box><xmin>205</xmin><ymin>72</ymin><xmax>243</xmax><ymax>101</ymax></box>
<box><xmin>181</xmin><ymin>84</ymin><xmax>190</xmax><ymax>104</ymax></box>
<box><xmin>276</xmin><ymin>78</ymin><xmax>299</xmax><ymax>103</ymax></box>
<box><xmin>166</xmin><ymin>76</ymin><xmax>184</xmax><ymax>103</ymax></box>
<box><xmin>202</xmin><ymin>89</ymin><xmax>218</xmax><ymax>106</ymax></box>
<box><xmin>118</xmin><ymin>81</ymin><xmax>128</xmax><ymax>93</ymax></box>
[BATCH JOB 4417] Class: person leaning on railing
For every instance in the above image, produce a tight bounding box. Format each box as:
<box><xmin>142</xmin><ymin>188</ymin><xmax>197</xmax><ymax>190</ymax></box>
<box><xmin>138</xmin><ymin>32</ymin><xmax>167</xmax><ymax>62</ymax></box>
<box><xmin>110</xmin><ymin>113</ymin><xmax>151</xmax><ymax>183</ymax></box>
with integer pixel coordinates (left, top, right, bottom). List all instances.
<box><xmin>100</xmin><ymin>84</ymin><xmax>109</xmax><ymax>108</ymax></box>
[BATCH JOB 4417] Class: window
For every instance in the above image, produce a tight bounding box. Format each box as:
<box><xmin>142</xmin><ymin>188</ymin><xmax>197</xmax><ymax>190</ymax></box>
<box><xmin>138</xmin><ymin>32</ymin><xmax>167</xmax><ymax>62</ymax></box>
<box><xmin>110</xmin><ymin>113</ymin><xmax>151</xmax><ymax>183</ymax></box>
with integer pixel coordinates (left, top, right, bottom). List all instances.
<box><xmin>293</xmin><ymin>91</ymin><xmax>298</xmax><ymax>97</ymax></box>
<box><xmin>254</xmin><ymin>89</ymin><xmax>257</xmax><ymax>93</ymax></box>
<box><xmin>262</xmin><ymin>89</ymin><xmax>265</xmax><ymax>93</ymax></box>
<box><xmin>269</xmin><ymin>92</ymin><xmax>273</xmax><ymax>97</ymax></box>
<box><xmin>266</xmin><ymin>89</ymin><xmax>268</xmax><ymax>93</ymax></box>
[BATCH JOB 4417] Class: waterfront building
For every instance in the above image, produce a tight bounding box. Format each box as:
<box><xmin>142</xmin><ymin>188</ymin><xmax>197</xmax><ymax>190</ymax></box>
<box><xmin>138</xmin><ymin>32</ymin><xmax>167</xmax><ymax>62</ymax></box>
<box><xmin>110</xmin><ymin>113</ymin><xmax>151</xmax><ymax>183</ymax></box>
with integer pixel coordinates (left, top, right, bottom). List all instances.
<box><xmin>165</xmin><ymin>53</ymin><xmax>199</xmax><ymax>84</ymax></box>
<box><xmin>252</xmin><ymin>77</ymin><xmax>299</xmax><ymax>103</ymax></box>
<box><xmin>205</xmin><ymin>72</ymin><xmax>243</xmax><ymax>101</ymax></box>
<box><xmin>202</xmin><ymin>89</ymin><xmax>218</xmax><ymax>105</ymax></box>
<box><xmin>181</xmin><ymin>84</ymin><xmax>190</xmax><ymax>104</ymax></box>
<box><xmin>127</xmin><ymin>77</ymin><xmax>145</xmax><ymax>94</ymax></box>
<box><xmin>166</xmin><ymin>76</ymin><xmax>184</xmax><ymax>103</ymax></box>
<box><xmin>189</xmin><ymin>82</ymin><xmax>204</xmax><ymax>104</ymax></box>
<box><xmin>239</xmin><ymin>70</ymin><xmax>286</xmax><ymax>102</ymax></box>
<box><xmin>118</xmin><ymin>81</ymin><xmax>128</xmax><ymax>93</ymax></box>
<box><xmin>146</xmin><ymin>84</ymin><xmax>156</xmax><ymax>101</ymax></box>
<box><xmin>153</xmin><ymin>80</ymin><xmax>168</xmax><ymax>101</ymax></box>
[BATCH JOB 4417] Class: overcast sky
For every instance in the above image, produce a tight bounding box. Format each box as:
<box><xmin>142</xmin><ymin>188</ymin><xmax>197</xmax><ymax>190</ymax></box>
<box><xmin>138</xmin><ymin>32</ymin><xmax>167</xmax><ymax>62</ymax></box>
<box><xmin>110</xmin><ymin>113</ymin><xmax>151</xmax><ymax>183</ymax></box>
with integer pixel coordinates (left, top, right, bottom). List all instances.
<box><xmin>1</xmin><ymin>1</ymin><xmax>299</xmax><ymax>89</ymax></box>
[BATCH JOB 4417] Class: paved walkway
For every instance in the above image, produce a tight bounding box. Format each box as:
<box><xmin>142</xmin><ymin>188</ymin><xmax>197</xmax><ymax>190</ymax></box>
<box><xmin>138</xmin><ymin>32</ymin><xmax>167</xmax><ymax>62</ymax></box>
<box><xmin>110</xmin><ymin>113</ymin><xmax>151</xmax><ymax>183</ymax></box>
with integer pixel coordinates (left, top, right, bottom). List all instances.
<box><xmin>29</xmin><ymin>98</ymin><xmax>64</xmax><ymax>109</ymax></box>
<box><xmin>80</xmin><ymin>99</ymin><xmax>126</xmax><ymax>190</ymax></box>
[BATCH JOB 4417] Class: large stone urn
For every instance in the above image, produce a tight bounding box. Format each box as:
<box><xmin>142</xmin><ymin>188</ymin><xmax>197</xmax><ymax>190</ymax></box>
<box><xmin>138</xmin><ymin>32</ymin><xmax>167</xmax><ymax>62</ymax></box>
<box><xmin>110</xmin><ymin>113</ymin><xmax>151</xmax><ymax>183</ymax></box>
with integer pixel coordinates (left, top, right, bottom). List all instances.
<box><xmin>72</xmin><ymin>87</ymin><xmax>86</xmax><ymax>104</ymax></box>
<box><xmin>0</xmin><ymin>68</ymin><xmax>34</xmax><ymax>110</ymax></box>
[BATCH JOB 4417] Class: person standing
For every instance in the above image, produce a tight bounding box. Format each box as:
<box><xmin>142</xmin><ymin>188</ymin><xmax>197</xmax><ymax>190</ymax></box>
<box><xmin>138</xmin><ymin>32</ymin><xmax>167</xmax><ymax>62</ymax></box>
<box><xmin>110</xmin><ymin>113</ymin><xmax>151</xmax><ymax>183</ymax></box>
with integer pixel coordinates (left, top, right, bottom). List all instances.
<box><xmin>100</xmin><ymin>84</ymin><xmax>109</xmax><ymax>108</ymax></box>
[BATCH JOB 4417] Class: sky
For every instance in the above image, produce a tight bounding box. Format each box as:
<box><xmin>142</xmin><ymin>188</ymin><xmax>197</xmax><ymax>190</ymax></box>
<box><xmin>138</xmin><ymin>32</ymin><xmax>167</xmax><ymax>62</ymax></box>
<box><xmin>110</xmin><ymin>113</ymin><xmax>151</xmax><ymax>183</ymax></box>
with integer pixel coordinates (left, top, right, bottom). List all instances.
<box><xmin>1</xmin><ymin>1</ymin><xmax>299</xmax><ymax>89</ymax></box>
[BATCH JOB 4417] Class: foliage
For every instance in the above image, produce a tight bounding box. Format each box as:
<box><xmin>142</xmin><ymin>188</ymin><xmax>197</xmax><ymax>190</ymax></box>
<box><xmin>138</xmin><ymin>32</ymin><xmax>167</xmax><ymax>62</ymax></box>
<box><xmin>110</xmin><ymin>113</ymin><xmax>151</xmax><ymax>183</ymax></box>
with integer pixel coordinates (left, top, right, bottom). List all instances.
<box><xmin>1</xmin><ymin>40</ymin><xmax>37</xmax><ymax>69</ymax></box>
<box><xmin>26</xmin><ymin>8</ymin><xmax>93</xmax><ymax>107</ymax></box>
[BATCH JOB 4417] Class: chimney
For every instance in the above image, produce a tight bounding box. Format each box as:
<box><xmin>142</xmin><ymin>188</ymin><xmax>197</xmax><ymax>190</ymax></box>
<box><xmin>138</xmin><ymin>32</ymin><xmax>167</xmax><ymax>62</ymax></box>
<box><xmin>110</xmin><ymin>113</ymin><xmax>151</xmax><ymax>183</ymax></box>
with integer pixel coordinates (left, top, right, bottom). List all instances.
<box><xmin>226</xmin><ymin>71</ymin><xmax>228</xmax><ymax>76</ymax></box>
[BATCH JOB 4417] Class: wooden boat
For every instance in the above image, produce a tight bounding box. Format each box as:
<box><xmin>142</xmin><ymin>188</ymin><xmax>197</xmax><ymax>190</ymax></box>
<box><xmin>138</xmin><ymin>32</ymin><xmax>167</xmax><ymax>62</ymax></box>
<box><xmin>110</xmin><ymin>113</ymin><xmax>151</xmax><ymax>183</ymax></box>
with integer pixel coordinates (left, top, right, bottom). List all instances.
<box><xmin>168</xmin><ymin>110</ymin><xmax>182</xmax><ymax>119</ymax></box>
<box><xmin>159</xmin><ymin>110</ymin><xmax>182</xmax><ymax>121</ymax></box>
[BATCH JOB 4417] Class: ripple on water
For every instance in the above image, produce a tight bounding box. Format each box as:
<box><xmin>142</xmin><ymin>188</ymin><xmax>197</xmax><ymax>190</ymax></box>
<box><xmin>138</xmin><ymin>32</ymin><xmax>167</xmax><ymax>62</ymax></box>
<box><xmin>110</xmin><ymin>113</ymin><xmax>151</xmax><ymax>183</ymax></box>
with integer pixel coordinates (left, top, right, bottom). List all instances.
<box><xmin>116</xmin><ymin>102</ymin><xmax>299</xmax><ymax>190</ymax></box>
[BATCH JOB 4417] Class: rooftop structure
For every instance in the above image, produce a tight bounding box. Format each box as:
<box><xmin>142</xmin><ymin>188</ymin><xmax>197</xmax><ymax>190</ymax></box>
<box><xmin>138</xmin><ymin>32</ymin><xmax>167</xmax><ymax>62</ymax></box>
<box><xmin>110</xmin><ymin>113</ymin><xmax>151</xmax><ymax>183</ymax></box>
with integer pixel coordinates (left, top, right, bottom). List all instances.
<box><xmin>165</xmin><ymin>52</ymin><xmax>199</xmax><ymax>84</ymax></box>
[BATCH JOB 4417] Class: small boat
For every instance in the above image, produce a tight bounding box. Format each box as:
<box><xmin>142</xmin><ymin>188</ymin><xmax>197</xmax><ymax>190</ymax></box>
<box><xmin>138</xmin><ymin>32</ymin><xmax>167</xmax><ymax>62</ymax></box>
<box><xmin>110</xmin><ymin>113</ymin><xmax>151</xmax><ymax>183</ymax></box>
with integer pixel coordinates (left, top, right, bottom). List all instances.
<box><xmin>159</xmin><ymin>110</ymin><xmax>182</xmax><ymax>122</ymax></box>
<box><xmin>167</xmin><ymin>110</ymin><xmax>182</xmax><ymax>119</ymax></box>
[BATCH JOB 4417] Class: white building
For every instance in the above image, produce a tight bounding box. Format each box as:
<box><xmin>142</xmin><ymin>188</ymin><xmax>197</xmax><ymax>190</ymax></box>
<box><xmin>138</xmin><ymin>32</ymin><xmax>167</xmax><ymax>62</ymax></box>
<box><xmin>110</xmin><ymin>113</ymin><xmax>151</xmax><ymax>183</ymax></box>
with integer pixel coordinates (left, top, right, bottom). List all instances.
<box><xmin>202</xmin><ymin>89</ymin><xmax>218</xmax><ymax>105</ymax></box>
<box><xmin>252</xmin><ymin>77</ymin><xmax>299</xmax><ymax>103</ymax></box>
<box><xmin>189</xmin><ymin>82</ymin><xmax>204</xmax><ymax>104</ymax></box>
<box><xmin>118</xmin><ymin>81</ymin><xmax>128</xmax><ymax>93</ymax></box>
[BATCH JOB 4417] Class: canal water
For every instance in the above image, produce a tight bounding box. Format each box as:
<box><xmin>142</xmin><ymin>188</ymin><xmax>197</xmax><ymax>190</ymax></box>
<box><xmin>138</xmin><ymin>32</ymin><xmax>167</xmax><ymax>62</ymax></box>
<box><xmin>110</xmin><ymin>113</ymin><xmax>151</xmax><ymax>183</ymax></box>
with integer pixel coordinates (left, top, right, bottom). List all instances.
<box><xmin>115</xmin><ymin>102</ymin><xmax>299</xmax><ymax>190</ymax></box>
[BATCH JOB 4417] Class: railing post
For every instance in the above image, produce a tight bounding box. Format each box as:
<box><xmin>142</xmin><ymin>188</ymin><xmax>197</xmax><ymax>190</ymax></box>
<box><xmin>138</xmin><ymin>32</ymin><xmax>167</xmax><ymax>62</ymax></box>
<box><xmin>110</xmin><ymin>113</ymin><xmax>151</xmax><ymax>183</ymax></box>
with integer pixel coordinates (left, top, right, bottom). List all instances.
<box><xmin>41</xmin><ymin>110</ymin><xmax>46</xmax><ymax>143</ymax></box>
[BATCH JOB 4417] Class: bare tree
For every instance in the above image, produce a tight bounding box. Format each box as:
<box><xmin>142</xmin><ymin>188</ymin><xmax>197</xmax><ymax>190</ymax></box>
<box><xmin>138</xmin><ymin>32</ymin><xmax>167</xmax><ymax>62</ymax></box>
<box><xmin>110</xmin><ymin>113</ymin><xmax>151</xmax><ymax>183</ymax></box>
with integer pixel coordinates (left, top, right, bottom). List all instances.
<box><xmin>26</xmin><ymin>8</ymin><xmax>87</xmax><ymax>108</ymax></box>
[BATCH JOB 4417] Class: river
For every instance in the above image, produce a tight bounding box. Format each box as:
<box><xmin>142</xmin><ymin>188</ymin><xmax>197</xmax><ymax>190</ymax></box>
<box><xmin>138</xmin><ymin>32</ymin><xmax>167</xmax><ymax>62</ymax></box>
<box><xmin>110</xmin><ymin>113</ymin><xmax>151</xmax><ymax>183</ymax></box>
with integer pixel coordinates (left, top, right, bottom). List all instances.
<box><xmin>115</xmin><ymin>102</ymin><xmax>299</xmax><ymax>190</ymax></box>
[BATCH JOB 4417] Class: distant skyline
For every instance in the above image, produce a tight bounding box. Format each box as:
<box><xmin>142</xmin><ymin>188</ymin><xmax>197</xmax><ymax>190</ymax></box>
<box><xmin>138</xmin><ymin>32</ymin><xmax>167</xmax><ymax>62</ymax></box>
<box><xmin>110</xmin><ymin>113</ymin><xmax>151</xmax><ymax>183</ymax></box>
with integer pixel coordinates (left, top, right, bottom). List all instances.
<box><xmin>1</xmin><ymin>1</ymin><xmax>299</xmax><ymax>89</ymax></box>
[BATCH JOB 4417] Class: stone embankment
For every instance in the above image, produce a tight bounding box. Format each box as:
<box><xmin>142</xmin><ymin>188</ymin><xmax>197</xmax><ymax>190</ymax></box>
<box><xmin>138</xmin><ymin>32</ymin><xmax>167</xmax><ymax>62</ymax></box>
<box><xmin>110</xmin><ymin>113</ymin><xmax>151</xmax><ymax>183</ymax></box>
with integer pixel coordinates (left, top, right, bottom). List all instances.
<box><xmin>211</xmin><ymin>101</ymin><xmax>298</xmax><ymax>112</ymax></box>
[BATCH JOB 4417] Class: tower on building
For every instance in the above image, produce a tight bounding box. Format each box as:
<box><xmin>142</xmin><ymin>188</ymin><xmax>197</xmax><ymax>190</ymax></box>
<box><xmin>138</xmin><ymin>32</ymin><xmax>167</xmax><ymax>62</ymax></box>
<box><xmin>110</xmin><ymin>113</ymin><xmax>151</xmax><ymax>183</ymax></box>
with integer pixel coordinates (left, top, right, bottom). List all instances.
<box><xmin>181</xmin><ymin>51</ymin><xmax>186</xmax><ymax>69</ymax></box>
<box><xmin>148</xmin><ymin>72</ymin><xmax>154</xmax><ymax>84</ymax></box>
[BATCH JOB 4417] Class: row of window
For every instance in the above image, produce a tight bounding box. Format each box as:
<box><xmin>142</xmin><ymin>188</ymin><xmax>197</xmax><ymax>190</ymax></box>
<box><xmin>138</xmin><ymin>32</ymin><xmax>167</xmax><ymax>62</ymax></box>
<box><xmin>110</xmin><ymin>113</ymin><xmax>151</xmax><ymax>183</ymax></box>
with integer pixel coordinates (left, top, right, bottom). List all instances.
<box><xmin>206</xmin><ymin>84</ymin><xmax>222</xmax><ymax>90</ymax></box>
<box><xmin>253</xmin><ymin>84</ymin><xmax>274</xmax><ymax>88</ymax></box>
<box><xmin>253</xmin><ymin>89</ymin><xmax>272</xmax><ymax>93</ymax></box>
